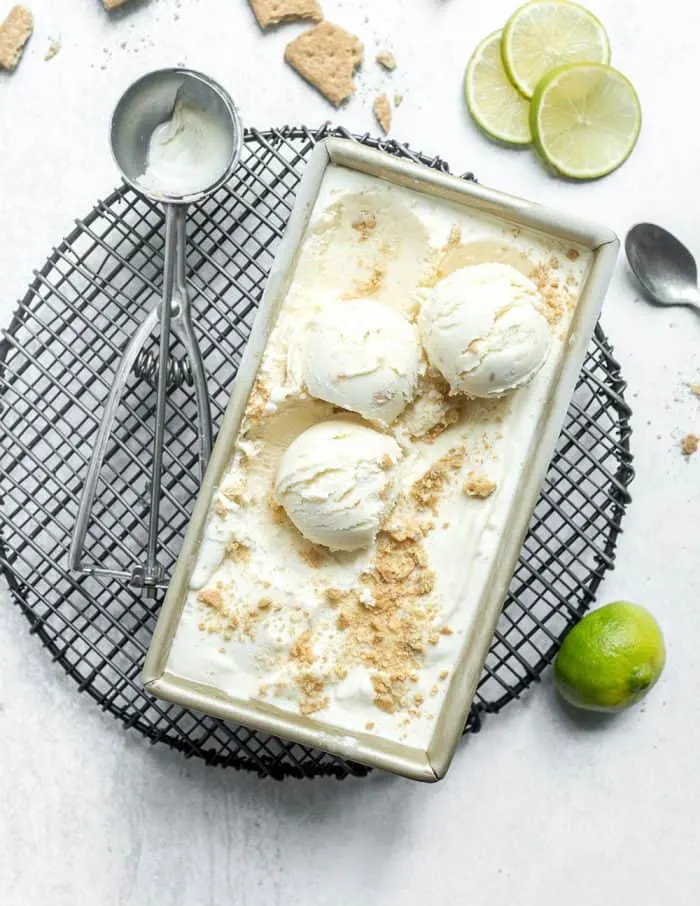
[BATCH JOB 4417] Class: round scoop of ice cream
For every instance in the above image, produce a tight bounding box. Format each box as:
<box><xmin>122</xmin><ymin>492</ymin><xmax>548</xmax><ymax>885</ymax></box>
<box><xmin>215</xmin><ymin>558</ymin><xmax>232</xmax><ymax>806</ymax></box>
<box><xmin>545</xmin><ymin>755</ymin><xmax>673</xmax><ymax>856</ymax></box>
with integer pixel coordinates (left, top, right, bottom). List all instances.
<box><xmin>419</xmin><ymin>263</ymin><xmax>552</xmax><ymax>398</ymax></box>
<box><xmin>297</xmin><ymin>300</ymin><xmax>424</xmax><ymax>427</ymax></box>
<box><xmin>275</xmin><ymin>419</ymin><xmax>401</xmax><ymax>551</ymax></box>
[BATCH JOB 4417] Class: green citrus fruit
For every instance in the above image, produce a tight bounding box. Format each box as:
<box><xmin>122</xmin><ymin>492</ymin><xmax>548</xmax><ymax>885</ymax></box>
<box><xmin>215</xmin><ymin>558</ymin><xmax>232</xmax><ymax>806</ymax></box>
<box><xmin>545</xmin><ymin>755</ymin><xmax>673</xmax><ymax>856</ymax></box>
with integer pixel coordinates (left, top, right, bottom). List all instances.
<box><xmin>554</xmin><ymin>601</ymin><xmax>665</xmax><ymax>712</ymax></box>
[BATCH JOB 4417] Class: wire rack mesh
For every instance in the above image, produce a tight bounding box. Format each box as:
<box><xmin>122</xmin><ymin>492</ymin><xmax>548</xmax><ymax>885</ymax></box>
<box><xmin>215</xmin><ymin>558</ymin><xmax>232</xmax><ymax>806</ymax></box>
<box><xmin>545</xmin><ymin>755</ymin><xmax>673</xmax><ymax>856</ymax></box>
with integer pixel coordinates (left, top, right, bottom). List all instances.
<box><xmin>0</xmin><ymin>125</ymin><xmax>634</xmax><ymax>779</ymax></box>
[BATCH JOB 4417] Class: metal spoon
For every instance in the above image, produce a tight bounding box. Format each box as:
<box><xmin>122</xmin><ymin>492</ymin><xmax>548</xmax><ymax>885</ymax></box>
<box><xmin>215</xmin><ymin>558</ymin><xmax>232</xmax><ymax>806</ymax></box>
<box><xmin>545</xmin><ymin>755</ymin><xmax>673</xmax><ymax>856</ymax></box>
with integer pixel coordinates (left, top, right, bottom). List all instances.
<box><xmin>625</xmin><ymin>223</ymin><xmax>700</xmax><ymax>313</ymax></box>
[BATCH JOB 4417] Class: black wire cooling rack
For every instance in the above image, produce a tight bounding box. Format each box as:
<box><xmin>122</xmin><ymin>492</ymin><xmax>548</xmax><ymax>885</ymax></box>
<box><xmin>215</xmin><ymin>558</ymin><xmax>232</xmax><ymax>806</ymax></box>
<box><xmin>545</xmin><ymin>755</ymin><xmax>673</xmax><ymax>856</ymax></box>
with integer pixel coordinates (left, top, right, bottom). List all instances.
<box><xmin>0</xmin><ymin>125</ymin><xmax>634</xmax><ymax>779</ymax></box>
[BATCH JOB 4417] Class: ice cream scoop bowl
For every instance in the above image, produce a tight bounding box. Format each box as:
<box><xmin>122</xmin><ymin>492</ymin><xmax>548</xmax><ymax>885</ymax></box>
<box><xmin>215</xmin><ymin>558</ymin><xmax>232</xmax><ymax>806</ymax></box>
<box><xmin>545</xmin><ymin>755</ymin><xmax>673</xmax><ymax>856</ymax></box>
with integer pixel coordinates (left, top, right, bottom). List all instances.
<box><xmin>71</xmin><ymin>69</ymin><xmax>243</xmax><ymax>591</ymax></box>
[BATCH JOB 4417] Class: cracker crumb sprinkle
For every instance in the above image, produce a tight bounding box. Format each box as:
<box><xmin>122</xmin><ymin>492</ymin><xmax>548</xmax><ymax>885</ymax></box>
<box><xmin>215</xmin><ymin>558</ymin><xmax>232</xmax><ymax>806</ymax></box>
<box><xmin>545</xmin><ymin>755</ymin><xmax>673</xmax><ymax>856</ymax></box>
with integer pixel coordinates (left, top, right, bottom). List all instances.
<box><xmin>373</xmin><ymin>93</ymin><xmax>392</xmax><ymax>135</ymax></box>
<box><xmin>681</xmin><ymin>433</ymin><xmax>698</xmax><ymax>457</ymax></box>
<box><xmin>376</xmin><ymin>50</ymin><xmax>397</xmax><ymax>71</ymax></box>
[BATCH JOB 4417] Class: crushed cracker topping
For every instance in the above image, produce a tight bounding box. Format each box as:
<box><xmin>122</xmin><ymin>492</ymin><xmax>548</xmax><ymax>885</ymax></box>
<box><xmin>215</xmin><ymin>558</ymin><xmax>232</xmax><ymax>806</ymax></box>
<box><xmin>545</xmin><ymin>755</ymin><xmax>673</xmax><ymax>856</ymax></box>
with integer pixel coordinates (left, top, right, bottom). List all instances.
<box><xmin>226</xmin><ymin>538</ymin><xmax>251</xmax><ymax>564</ymax></box>
<box><xmin>411</xmin><ymin>447</ymin><xmax>466</xmax><ymax>512</ymax></box>
<box><xmin>464</xmin><ymin>473</ymin><xmax>497</xmax><ymax>499</ymax></box>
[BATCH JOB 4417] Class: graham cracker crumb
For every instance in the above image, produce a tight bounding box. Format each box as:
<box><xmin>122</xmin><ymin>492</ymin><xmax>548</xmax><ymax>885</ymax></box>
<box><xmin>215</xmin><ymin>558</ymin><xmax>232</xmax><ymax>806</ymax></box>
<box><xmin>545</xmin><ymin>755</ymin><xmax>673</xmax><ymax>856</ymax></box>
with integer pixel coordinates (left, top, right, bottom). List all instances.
<box><xmin>430</xmin><ymin>684</ymin><xmax>439</xmax><ymax>697</ymax></box>
<box><xmin>566</xmin><ymin>248</ymin><xmax>580</xmax><ymax>262</ymax></box>
<box><xmin>221</xmin><ymin>483</ymin><xmax>245</xmax><ymax>505</ymax></box>
<box><xmin>549</xmin><ymin>256</ymin><xmax>560</xmax><ymax>270</ymax></box>
<box><xmin>247</xmin><ymin>380</ymin><xmax>271</xmax><ymax>422</ymax></box>
<box><xmin>214</xmin><ymin>499</ymin><xmax>228</xmax><ymax>518</ymax></box>
<box><xmin>376</xmin><ymin>50</ymin><xmax>397</xmax><ymax>71</ymax></box>
<box><xmin>464</xmin><ymin>473</ymin><xmax>497</xmax><ymax>499</ymax></box>
<box><xmin>0</xmin><ymin>6</ymin><xmax>33</xmax><ymax>71</ymax></box>
<box><xmin>346</xmin><ymin>265</ymin><xmax>385</xmax><ymax>298</ymax></box>
<box><xmin>297</xmin><ymin>671</ymin><xmax>327</xmax><ymax>715</ymax></box>
<box><xmin>226</xmin><ymin>538</ymin><xmax>251</xmax><ymax>564</ymax></box>
<box><xmin>351</xmin><ymin>211</ymin><xmax>377</xmax><ymax>241</ymax></box>
<box><xmin>300</xmin><ymin>697</ymin><xmax>329</xmax><ymax>716</ymax></box>
<box><xmin>365</xmin><ymin>721</ymin><xmax>375</xmax><ymax>731</ymax></box>
<box><xmin>681</xmin><ymin>433</ymin><xmax>698</xmax><ymax>457</ymax></box>
<box><xmin>249</xmin><ymin>0</ymin><xmax>321</xmax><ymax>30</ymax></box>
<box><xmin>439</xmin><ymin>670</ymin><xmax>449</xmax><ymax>681</ymax></box>
<box><xmin>411</xmin><ymin>447</ymin><xmax>466</xmax><ymax>512</ymax></box>
<box><xmin>371</xmin><ymin>674</ymin><xmax>403</xmax><ymax>713</ymax></box>
<box><xmin>284</xmin><ymin>22</ymin><xmax>363</xmax><ymax>107</ymax></box>
<box><xmin>44</xmin><ymin>38</ymin><xmax>60</xmax><ymax>61</ymax></box>
<box><xmin>382</xmin><ymin>497</ymin><xmax>427</xmax><ymax>542</ymax></box>
<box><xmin>394</xmin><ymin>92</ymin><xmax>403</xmax><ymax>107</ymax></box>
<box><xmin>440</xmin><ymin>626</ymin><xmax>453</xmax><ymax>636</ymax></box>
<box><xmin>413</xmin><ymin>693</ymin><xmax>424</xmax><ymax>706</ymax></box>
<box><xmin>267</xmin><ymin>491</ymin><xmax>287</xmax><ymax>524</ymax></box>
<box><xmin>197</xmin><ymin>588</ymin><xmax>224</xmax><ymax>611</ymax></box>
<box><xmin>300</xmin><ymin>544</ymin><xmax>326</xmax><ymax>568</ymax></box>
<box><xmin>325</xmin><ymin>527</ymin><xmax>438</xmax><ymax>717</ymax></box>
<box><xmin>373</xmin><ymin>94</ymin><xmax>392</xmax><ymax>134</ymax></box>
<box><xmin>290</xmin><ymin>630</ymin><xmax>315</xmax><ymax>665</ymax></box>
<box><xmin>530</xmin><ymin>262</ymin><xmax>571</xmax><ymax>325</ymax></box>
<box><xmin>325</xmin><ymin>587</ymin><xmax>344</xmax><ymax>606</ymax></box>
<box><xmin>688</xmin><ymin>383</ymin><xmax>700</xmax><ymax>398</ymax></box>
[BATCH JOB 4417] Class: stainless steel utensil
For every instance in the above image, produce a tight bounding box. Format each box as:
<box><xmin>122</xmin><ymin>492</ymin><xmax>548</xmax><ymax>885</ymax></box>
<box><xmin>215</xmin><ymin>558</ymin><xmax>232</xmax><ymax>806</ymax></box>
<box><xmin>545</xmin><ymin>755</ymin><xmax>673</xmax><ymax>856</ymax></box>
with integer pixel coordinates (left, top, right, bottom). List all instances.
<box><xmin>625</xmin><ymin>222</ymin><xmax>700</xmax><ymax>313</ymax></box>
<box><xmin>70</xmin><ymin>68</ymin><xmax>242</xmax><ymax>592</ymax></box>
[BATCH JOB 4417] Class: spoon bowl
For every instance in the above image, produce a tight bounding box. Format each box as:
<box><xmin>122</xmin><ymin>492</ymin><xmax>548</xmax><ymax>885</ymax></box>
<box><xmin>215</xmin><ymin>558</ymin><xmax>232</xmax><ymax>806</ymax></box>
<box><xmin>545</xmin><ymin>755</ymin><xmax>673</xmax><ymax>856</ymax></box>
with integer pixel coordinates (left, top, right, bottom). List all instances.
<box><xmin>625</xmin><ymin>222</ymin><xmax>700</xmax><ymax>310</ymax></box>
<box><xmin>110</xmin><ymin>68</ymin><xmax>242</xmax><ymax>204</ymax></box>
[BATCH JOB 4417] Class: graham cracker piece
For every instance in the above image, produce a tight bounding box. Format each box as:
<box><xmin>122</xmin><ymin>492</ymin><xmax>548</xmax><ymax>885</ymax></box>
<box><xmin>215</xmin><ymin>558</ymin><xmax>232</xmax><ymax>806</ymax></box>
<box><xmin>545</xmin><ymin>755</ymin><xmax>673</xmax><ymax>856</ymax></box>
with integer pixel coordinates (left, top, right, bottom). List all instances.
<box><xmin>373</xmin><ymin>93</ymin><xmax>392</xmax><ymax>135</ymax></box>
<box><xmin>0</xmin><ymin>5</ymin><xmax>33</xmax><ymax>71</ymax></box>
<box><xmin>284</xmin><ymin>21</ymin><xmax>363</xmax><ymax>107</ymax></box>
<box><xmin>681</xmin><ymin>433</ymin><xmax>698</xmax><ymax>457</ymax></box>
<box><xmin>44</xmin><ymin>38</ymin><xmax>60</xmax><ymax>61</ymax></box>
<box><xmin>103</xmin><ymin>0</ymin><xmax>135</xmax><ymax>7</ymax></box>
<box><xmin>376</xmin><ymin>50</ymin><xmax>396</xmax><ymax>71</ymax></box>
<box><xmin>249</xmin><ymin>0</ymin><xmax>322</xmax><ymax>29</ymax></box>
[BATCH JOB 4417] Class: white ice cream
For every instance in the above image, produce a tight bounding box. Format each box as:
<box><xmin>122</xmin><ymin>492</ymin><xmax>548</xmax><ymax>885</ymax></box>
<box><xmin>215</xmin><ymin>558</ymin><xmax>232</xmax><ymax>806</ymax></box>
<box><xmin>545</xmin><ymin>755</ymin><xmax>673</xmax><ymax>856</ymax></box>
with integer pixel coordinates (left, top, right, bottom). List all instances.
<box><xmin>138</xmin><ymin>95</ymin><xmax>232</xmax><ymax>198</ymax></box>
<box><xmin>419</xmin><ymin>263</ymin><xmax>552</xmax><ymax>398</ymax></box>
<box><xmin>165</xmin><ymin>166</ymin><xmax>592</xmax><ymax>751</ymax></box>
<box><xmin>294</xmin><ymin>299</ymin><xmax>424</xmax><ymax>427</ymax></box>
<box><xmin>275</xmin><ymin>419</ymin><xmax>401</xmax><ymax>551</ymax></box>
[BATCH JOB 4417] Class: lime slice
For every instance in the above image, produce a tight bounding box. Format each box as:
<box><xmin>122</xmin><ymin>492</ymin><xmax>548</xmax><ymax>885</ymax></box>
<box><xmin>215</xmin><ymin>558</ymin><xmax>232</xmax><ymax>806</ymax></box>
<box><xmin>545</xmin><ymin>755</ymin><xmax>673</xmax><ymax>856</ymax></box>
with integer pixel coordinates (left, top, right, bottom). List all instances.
<box><xmin>531</xmin><ymin>63</ymin><xmax>641</xmax><ymax>179</ymax></box>
<box><xmin>502</xmin><ymin>0</ymin><xmax>610</xmax><ymax>99</ymax></box>
<box><xmin>465</xmin><ymin>31</ymin><xmax>532</xmax><ymax>146</ymax></box>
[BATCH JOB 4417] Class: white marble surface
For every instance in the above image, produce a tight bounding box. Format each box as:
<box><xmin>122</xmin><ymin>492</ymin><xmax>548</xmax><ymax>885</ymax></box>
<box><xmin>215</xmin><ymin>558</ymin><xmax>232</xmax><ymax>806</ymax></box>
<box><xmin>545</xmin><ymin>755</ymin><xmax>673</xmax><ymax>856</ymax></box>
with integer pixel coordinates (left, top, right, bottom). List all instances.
<box><xmin>1</xmin><ymin>0</ymin><xmax>699</xmax><ymax>903</ymax></box>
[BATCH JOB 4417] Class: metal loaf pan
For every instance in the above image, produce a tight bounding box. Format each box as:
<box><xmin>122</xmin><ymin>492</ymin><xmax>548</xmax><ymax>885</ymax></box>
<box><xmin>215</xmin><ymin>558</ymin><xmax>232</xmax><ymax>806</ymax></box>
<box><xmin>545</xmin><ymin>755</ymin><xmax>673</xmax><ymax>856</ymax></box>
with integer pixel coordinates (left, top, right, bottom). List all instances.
<box><xmin>142</xmin><ymin>137</ymin><xmax>619</xmax><ymax>782</ymax></box>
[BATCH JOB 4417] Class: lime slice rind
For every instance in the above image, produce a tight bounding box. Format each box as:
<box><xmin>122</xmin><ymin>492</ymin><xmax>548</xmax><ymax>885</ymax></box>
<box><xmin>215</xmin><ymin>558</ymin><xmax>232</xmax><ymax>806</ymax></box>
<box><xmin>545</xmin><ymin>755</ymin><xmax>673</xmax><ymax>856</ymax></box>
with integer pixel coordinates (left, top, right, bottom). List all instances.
<box><xmin>502</xmin><ymin>0</ymin><xmax>610</xmax><ymax>99</ymax></box>
<box><xmin>465</xmin><ymin>30</ymin><xmax>532</xmax><ymax>147</ymax></box>
<box><xmin>530</xmin><ymin>62</ymin><xmax>642</xmax><ymax>180</ymax></box>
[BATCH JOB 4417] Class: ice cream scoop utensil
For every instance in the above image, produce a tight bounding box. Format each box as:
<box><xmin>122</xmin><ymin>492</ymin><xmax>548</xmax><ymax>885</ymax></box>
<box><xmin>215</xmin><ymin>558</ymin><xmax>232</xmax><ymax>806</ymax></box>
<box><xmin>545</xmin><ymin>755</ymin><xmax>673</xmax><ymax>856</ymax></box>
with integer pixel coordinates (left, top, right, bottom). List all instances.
<box><xmin>70</xmin><ymin>69</ymin><xmax>242</xmax><ymax>593</ymax></box>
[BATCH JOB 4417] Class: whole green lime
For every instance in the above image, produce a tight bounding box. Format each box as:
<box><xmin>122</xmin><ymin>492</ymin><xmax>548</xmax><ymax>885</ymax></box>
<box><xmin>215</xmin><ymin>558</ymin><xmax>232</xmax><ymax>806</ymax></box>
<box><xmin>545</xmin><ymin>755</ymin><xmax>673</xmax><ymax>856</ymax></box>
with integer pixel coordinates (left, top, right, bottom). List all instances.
<box><xmin>554</xmin><ymin>601</ymin><xmax>665</xmax><ymax>712</ymax></box>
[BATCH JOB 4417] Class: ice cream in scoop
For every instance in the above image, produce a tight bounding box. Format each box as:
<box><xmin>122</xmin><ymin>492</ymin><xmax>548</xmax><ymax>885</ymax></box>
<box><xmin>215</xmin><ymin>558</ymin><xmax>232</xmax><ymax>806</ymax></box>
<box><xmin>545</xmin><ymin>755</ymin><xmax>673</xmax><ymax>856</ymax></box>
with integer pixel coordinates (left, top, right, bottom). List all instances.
<box><xmin>419</xmin><ymin>263</ymin><xmax>551</xmax><ymax>398</ymax></box>
<box><xmin>295</xmin><ymin>299</ymin><xmax>424</xmax><ymax>427</ymax></box>
<box><xmin>275</xmin><ymin>419</ymin><xmax>402</xmax><ymax>551</ymax></box>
